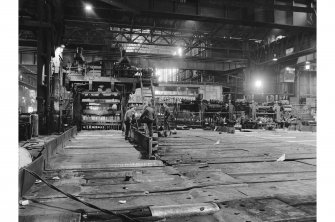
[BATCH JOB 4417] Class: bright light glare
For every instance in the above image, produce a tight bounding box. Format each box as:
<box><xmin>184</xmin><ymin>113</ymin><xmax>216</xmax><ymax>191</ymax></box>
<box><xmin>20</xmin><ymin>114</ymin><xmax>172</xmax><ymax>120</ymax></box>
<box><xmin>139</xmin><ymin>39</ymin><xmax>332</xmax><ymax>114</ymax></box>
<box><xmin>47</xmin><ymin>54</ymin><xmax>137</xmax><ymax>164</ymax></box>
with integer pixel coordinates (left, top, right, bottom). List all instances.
<box><xmin>255</xmin><ymin>80</ymin><xmax>262</xmax><ymax>88</ymax></box>
<box><xmin>156</xmin><ymin>68</ymin><xmax>179</xmax><ymax>82</ymax></box>
<box><xmin>272</xmin><ymin>54</ymin><xmax>277</xmax><ymax>61</ymax></box>
<box><xmin>28</xmin><ymin>107</ymin><xmax>33</xmax><ymax>113</ymax></box>
<box><xmin>85</xmin><ymin>4</ymin><xmax>93</xmax><ymax>11</ymax></box>
<box><xmin>173</xmin><ymin>47</ymin><xmax>183</xmax><ymax>56</ymax></box>
<box><xmin>305</xmin><ymin>61</ymin><xmax>310</xmax><ymax>70</ymax></box>
<box><xmin>177</xmin><ymin>47</ymin><xmax>183</xmax><ymax>57</ymax></box>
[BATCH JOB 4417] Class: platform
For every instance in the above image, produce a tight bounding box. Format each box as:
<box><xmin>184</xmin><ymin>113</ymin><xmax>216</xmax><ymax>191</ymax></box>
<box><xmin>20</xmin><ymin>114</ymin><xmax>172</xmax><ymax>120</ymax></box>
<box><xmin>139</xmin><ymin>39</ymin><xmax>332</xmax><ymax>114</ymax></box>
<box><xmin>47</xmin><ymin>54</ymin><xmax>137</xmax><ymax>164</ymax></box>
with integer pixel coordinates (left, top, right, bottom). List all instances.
<box><xmin>19</xmin><ymin>129</ymin><xmax>316</xmax><ymax>221</ymax></box>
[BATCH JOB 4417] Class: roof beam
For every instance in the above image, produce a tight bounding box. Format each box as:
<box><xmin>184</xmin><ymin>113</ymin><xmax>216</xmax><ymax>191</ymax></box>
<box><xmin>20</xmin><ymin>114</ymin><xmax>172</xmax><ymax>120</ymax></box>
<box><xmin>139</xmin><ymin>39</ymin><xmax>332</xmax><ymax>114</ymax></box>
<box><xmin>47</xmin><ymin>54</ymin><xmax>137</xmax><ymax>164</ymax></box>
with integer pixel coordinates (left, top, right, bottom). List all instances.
<box><xmin>140</xmin><ymin>11</ymin><xmax>315</xmax><ymax>31</ymax></box>
<box><xmin>129</xmin><ymin>56</ymin><xmax>247</xmax><ymax>71</ymax></box>
<box><xmin>19</xmin><ymin>19</ymin><xmax>51</xmax><ymax>29</ymax></box>
<box><xmin>65</xmin><ymin>38</ymin><xmax>244</xmax><ymax>52</ymax></box>
<box><xmin>219</xmin><ymin>0</ymin><xmax>314</xmax><ymax>13</ymax></box>
<box><xmin>64</xmin><ymin>19</ymin><xmax>266</xmax><ymax>42</ymax></box>
<box><xmin>98</xmin><ymin>0</ymin><xmax>139</xmax><ymax>14</ymax></box>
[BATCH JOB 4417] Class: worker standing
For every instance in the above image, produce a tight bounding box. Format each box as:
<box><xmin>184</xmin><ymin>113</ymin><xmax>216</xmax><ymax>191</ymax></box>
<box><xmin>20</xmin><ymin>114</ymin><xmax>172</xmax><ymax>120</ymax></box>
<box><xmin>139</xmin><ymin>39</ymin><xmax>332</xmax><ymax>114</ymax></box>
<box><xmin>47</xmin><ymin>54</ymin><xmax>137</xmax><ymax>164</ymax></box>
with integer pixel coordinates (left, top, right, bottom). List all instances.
<box><xmin>250</xmin><ymin>101</ymin><xmax>257</xmax><ymax>120</ymax></box>
<box><xmin>140</xmin><ymin>102</ymin><xmax>156</xmax><ymax>137</ymax></box>
<box><xmin>273</xmin><ymin>102</ymin><xmax>281</xmax><ymax>123</ymax></box>
<box><xmin>162</xmin><ymin>103</ymin><xmax>171</xmax><ymax>132</ymax></box>
<box><xmin>228</xmin><ymin>100</ymin><xmax>235</xmax><ymax>121</ymax></box>
<box><xmin>124</xmin><ymin>106</ymin><xmax>135</xmax><ymax>140</ymax></box>
<box><xmin>72</xmin><ymin>85</ymin><xmax>83</xmax><ymax>131</ymax></box>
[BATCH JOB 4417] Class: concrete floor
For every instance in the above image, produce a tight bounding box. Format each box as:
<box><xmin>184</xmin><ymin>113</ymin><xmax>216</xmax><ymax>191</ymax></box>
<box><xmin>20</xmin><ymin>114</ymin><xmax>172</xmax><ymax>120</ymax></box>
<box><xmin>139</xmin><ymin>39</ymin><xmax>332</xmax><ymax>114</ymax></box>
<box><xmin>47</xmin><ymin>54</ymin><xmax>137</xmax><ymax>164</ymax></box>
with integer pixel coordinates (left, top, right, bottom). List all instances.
<box><xmin>19</xmin><ymin>129</ymin><xmax>316</xmax><ymax>221</ymax></box>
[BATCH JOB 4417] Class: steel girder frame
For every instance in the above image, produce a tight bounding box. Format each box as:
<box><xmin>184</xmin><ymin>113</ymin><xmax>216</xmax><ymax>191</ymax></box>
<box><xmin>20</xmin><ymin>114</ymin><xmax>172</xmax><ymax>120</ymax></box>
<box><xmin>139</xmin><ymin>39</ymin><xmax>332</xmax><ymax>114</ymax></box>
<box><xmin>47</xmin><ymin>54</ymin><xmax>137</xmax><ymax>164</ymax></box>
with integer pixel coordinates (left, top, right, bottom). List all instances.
<box><xmin>62</xmin><ymin>22</ymin><xmax>253</xmax><ymax>70</ymax></box>
<box><xmin>61</xmin><ymin>0</ymin><xmax>315</xmax><ymax>54</ymax></box>
<box><xmin>60</xmin><ymin>0</ymin><xmax>315</xmax><ymax>72</ymax></box>
<box><xmin>129</xmin><ymin>56</ymin><xmax>247</xmax><ymax>72</ymax></box>
<box><xmin>63</xmin><ymin>21</ymin><xmax>251</xmax><ymax>52</ymax></box>
<box><xmin>251</xmin><ymin>31</ymin><xmax>316</xmax><ymax>65</ymax></box>
<box><xmin>61</xmin><ymin>22</ymin><xmax>250</xmax><ymax>71</ymax></box>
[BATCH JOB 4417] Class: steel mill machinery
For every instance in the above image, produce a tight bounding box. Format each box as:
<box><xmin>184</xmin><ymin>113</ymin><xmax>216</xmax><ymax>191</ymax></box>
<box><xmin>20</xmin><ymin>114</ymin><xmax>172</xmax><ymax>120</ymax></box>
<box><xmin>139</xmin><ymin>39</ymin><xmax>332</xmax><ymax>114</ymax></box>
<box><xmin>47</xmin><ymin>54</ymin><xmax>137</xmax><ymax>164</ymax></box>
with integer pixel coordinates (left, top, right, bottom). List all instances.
<box><xmin>66</xmin><ymin>48</ymin><xmax>158</xmax><ymax>130</ymax></box>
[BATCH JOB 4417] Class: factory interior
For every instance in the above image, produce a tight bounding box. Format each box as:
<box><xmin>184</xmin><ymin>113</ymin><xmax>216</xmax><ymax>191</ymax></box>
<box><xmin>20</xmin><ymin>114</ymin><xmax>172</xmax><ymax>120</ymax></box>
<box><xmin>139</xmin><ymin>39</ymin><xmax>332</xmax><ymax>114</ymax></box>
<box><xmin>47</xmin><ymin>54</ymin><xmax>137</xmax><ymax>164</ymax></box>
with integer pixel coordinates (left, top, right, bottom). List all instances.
<box><xmin>4</xmin><ymin>0</ymin><xmax>332</xmax><ymax>221</ymax></box>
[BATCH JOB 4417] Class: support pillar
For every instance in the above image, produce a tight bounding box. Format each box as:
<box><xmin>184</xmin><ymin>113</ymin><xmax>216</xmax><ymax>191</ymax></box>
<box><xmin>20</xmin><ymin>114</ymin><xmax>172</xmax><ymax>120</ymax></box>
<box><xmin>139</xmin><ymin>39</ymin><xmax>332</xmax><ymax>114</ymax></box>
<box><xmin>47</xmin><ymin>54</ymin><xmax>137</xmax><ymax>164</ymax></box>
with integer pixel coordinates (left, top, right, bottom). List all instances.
<box><xmin>89</xmin><ymin>80</ymin><xmax>93</xmax><ymax>91</ymax></box>
<box><xmin>296</xmin><ymin>70</ymin><xmax>301</xmax><ymax>102</ymax></box>
<box><xmin>37</xmin><ymin>0</ymin><xmax>48</xmax><ymax>134</ymax></box>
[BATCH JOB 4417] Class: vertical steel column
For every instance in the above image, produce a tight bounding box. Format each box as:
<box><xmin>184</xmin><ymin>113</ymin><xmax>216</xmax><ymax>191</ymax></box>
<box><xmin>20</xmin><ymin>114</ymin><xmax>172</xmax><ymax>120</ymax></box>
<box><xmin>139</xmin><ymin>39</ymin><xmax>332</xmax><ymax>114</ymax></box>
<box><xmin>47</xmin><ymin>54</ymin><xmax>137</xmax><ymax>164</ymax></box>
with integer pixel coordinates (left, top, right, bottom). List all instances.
<box><xmin>120</xmin><ymin>84</ymin><xmax>126</xmax><ymax>128</ymax></box>
<box><xmin>59</xmin><ymin>66</ymin><xmax>63</xmax><ymax>132</ymax></box>
<box><xmin>148</xmin><ymin>137</ymin><xmax>153</xmax><ymax>159</ymax></box>
<box><xmin>235</xmin><ymin>77</ymin><xmax>237</xmax><ymax>100</ymax></box>
<box><xmin>89</xmin><ymin>80</ymin><xmax>93</xmax><ymax>91</ymax></box>
<box><xmin>36</xmin><ymin>0</ymin><xmax>46</xmax><ymax>134</ymax></box>
<box><xmin>150</xmin><ymin>78</ymin><xmax>156</xmax><ymax>106</ymax></box>
<box><xmin>150</xmin><ymin>78</ymin><xmax>159</xmax><ymax>129</ymax></box>
<box><xmin>296</xmin><ymin>70</ymin><xmax>300</xmax><ymax>101</ymax></box>
<box><xmin>35</xmin><ymin>0</ymin><xmax>54</xmax><ymax>134</ymax></box>
<box><xmin>45</xmin><ymin>2</ymin><xmax>53</xmax><ymax>134</ymax></box>
<box><xmin>140</xmin><ymin>76</ymin><xmax>144</xmax><ymax>103</ymax></box>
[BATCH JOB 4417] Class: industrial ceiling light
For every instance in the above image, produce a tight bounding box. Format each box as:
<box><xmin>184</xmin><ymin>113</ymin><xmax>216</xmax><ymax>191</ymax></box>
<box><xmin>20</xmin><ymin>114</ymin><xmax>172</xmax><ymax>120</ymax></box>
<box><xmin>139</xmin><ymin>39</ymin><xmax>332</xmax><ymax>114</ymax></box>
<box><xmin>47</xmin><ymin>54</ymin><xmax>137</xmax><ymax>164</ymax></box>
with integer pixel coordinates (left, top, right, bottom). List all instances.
<box><xmin>272</xmin><ymin>54</ymin><xmax>278</xmax><ymax>61</ymax></box>
<box><xmin>84</xmin><ymin>3</ymin><xmax>93</xmax><ymax>12</ymax></box>
<box><xmin>275</xmin><ymin>35</ymin><xmax>286</xmax><ymax>41</ymax></box>
<box><xmin>305</xmin><ymin>61</ymin><xmax>311</xmax><ymax>70</ymax></box>
<box><xmin>255</xmin><ymin>80</ymin><xmax>262</xmax><ymax>88</ymax></box>
<box><xmin>177</xmin><ymin>47</ymin><xmax>183</xmax><ymax>57</ymax></box>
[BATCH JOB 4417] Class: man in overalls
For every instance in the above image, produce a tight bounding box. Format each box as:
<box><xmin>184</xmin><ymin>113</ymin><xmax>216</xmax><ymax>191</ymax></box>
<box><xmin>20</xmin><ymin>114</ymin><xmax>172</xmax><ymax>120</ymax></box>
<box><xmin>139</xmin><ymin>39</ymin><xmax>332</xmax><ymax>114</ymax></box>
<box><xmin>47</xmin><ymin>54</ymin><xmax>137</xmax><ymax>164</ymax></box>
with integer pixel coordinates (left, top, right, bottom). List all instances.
<box><xmin>140</xmin><ymin>102</ymin><xmax>156</xmax><ymax>137</ymax></box>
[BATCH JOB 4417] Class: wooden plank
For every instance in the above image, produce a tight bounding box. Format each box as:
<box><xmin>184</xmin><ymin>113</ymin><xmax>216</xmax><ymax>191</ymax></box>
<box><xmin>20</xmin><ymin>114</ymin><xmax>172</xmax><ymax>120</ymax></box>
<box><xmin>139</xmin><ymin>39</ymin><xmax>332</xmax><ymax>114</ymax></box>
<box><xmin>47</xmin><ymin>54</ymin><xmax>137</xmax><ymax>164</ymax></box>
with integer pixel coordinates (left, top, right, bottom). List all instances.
<box><xmin>236</xmin><ymin>180</ymin><xmax>316</xmax><ymax>198</ymax></box>
<box><xmin>233</xmin><ymin>172</ymin><xmax>316</xmax><ymax>183</ymax></box>
<box><xmin>21</xmin><ymin>186</ymin><xmax>247</xmax><ymax>215</ymax></box>
<box><xmin>173</xmin><ymin>161</ymin><xmax>316</xmax><ymax>175</ymax></box>
<box><xmin>160</xmin><ymin>153</ymin><xmax>316</xmax><ymax>165</ymax></box>
<box><xmin>217</xmin><ymin>198</ymin><xmax>315</xmax><ymax>222</ymax></box>
<box><xmin>208</xmin><ymin>161</ymin><xmax>316</xmax><ymax>175</ymax></box>
<box><xmin>19</xmin><ymin>213</ymin><xmax>81</xmax><ymax>222</ymax></box>
<box><xmin>276</xmin><ymin>195</ymin><xmax>316</xmax><ymax>206</ymax></box>
<box><xmin>296</xmin><ymin>159</ymin><xmax>316</xmax><ymax>166</ymax></box>
<box><xmin>159</xmin><ymin>149</ymin><xmax>250</xmax><ymax>159</ymax></box>
<box><xmin>48</xmin><ymin>158</ymin><xmax>164</xmax><ymax>170</ymax></box>
<box><xmin>64</xmin><ymin>147</ymin><xmax>140</xmax><ymax>155</ymax></box>
<box><xmin>24</xmin><ymin>172</ymin><xmax>245</xmax><ymax>200</ymax></box>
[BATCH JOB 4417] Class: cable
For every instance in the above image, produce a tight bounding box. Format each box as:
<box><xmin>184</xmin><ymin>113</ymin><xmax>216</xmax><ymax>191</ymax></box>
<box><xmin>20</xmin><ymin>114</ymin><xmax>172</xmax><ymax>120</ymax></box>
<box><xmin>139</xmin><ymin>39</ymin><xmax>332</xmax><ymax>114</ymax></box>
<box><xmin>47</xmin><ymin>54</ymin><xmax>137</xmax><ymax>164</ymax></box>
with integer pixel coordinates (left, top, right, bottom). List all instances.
<box><xmin>22</xmin><ymin>168</ymin><xmax>139</xmax><ymax>222</ymax></box>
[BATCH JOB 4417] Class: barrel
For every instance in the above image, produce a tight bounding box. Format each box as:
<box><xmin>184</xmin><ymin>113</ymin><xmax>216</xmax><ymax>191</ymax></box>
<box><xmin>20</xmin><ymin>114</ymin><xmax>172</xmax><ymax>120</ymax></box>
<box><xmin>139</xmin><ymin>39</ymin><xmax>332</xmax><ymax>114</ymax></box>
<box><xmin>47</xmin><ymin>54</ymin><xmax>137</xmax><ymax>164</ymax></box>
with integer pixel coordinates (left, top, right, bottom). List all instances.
<box><xmin>20</xmin><ymin>114</ymin><xmax>32</xmax><ymax>139</ymax></box>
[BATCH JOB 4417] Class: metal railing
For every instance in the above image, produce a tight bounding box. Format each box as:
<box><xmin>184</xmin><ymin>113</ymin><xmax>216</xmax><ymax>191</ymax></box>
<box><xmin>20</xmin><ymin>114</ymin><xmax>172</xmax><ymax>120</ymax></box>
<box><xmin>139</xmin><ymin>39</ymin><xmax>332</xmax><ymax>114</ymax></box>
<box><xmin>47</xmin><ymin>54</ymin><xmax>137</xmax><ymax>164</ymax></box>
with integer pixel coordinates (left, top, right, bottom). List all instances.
<box><xmin>19</xmin><ymin>126</ymin><xmax>77</xmax><ymax>197</ymax></box>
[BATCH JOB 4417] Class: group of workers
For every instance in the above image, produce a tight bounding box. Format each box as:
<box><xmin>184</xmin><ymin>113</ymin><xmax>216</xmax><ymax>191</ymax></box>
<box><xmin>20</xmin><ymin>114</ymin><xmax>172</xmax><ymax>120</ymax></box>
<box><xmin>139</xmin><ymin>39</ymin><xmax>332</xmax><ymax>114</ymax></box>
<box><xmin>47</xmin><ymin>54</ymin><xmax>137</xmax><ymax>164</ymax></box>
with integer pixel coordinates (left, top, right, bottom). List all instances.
<box><xmin>210</xmin><ymin>100</ymin><xmax>286</xmax><ymax>130</ymax></box>
<box><xmin>123</xmin><ymin>100</ymin><xmax>286</xmax><ymax>137</ymax></box>
<box><xmin>250</xmin><ymin>101</ymin><xmax>282</xmax><ymax>122</ymax></box>
<box><xmin>123</xmin><ymin>102</ymin><xmax>172</xmax><ymax>140</ymax></box>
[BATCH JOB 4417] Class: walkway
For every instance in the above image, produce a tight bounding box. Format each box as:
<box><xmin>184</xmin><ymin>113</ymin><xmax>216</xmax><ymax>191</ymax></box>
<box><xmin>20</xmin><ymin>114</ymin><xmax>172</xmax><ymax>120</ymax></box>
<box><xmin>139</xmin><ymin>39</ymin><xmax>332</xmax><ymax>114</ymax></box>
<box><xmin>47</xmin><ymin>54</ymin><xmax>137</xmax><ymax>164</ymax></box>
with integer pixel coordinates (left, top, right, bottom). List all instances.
<box><xmin>19</xmin><ymin>129</ymin><xmax>316</xmax><ymax>221</ymax></box>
